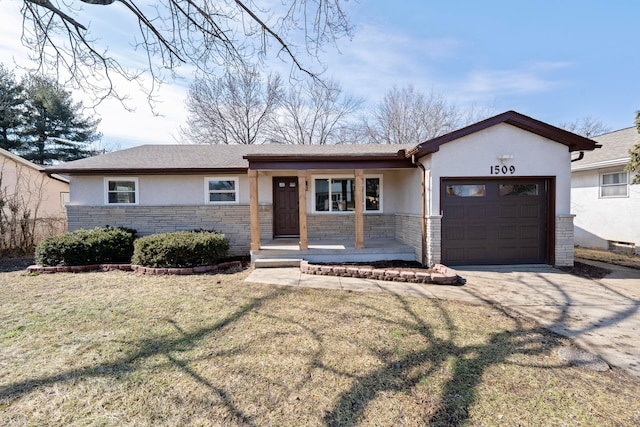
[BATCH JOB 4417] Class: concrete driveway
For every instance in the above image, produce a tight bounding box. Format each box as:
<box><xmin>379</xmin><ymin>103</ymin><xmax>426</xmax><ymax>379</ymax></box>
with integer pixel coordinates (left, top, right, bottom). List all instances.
<box><xmin>246</xmin><ymin>260</ymin><xmax>640</xmax><ymax>378</ymax></box>
<box><xmin>454</xmin><ymin>261</ymin><xmax>640</xmax><ymax>378</ymax></box>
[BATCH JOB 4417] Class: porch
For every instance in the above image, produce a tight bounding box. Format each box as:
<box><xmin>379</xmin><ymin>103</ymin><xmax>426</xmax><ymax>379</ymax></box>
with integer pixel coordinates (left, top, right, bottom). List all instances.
<box><xmin>250</xmin><ymin>238</ymin><xmax>417</xmax><ymax>263</ymax></box>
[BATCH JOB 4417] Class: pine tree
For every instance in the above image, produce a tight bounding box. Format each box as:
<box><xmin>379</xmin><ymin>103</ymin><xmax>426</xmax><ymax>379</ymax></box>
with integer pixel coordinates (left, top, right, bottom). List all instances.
<box><xmin>19</xmin><ymin>75</ymin><xmax>101</xmax><ymax>165</ymax></box>
<box><xmin>0</xmin><ymin>65</ymin><xmax>25</xmax><ymax>152</ymax></box>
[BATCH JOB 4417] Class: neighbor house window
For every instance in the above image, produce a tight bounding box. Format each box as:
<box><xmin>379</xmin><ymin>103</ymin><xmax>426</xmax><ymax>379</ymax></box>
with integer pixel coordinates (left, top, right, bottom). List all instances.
<box><xmin>600</xmin><ymin>171</ymin><xmax>629</xmax><ymax>198</ymax></box>
<box><xmin>60</xmin><ymin>192</ymin><xmax>70</xmax><ymax>208</ymax></box>
<box><xmin>313</xmin><ymin>175</ymin><xmax>382</xmax><ymax>213</ymax></box>
<box><xmin>205</xmin><ymin>177</ymin><xmax>239</xmax><ymax>204</ymax></box>
<box><xmin>105</xmin><ymin>178</ymin><xmax>138</xmax><ymax>204</ymax></box>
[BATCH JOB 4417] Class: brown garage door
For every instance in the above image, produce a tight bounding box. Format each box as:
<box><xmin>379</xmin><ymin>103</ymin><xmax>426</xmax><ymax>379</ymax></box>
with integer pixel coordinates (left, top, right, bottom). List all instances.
<box><xmin>441</xmin><ymin>179</ymin><xmax>548</xmax><ymax>265</ymax></box>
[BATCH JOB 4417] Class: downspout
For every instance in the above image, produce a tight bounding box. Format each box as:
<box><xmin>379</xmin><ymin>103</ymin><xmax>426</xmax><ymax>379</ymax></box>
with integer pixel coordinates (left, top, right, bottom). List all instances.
<box><xmin>412</xmin><ymin>154</ymin><xmax>427</xmax><ymax>266</ymax></box>
<box><xmin>571</xmin><ymin>152</ymin><xmax>585</xmax><ymax>162</ymax></box>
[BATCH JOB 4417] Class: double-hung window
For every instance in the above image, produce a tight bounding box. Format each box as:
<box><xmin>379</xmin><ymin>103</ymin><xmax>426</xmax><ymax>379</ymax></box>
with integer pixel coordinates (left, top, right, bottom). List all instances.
<box><xmin>105</xmin><ymin>178</ymin><xmax>138</xmax><ymax>204</ymax></box>
<box><xmin>600</xmin><ymin>171</ymin><xmax>629</xmax><ymax>198</ymax></box>
<box><xmin>205</xmin><ymin>177</ymin><xmax>239</xmax><ymax>204</ymax></box>
<box><xmin>313</xmin><ymin>175</ymin><xmax>382</xmax><ymax>213</ymax></box>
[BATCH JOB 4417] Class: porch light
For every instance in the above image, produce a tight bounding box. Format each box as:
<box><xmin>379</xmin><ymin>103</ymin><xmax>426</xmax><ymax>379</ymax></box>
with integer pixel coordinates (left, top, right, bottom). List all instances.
<box><xmin>497</xmin><ymin>154</ymin><xmax>514</xmax><ymax>163</ymax></box>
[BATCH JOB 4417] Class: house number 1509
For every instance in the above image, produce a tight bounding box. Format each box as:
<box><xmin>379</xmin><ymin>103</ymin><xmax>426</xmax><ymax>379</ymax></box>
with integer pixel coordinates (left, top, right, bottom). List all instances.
<box><xmin>490</xmin><ymin>165</ymin><xmax>516</xmax><ymax>175</ymax></box>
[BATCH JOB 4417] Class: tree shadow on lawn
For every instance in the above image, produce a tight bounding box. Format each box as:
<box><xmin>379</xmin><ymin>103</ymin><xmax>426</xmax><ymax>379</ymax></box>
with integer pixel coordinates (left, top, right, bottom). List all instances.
<box><xmin>2</xmin><ymin>270</ymin><xmax>637</xmax><ymax>426</ymax></box>
<box><xmin>323</xmin><ymin>292</ymin><xmax>563</xmax><ymax>427</ymax></box>
<box><xmin>0</xmin><ymin>287</ymin><xmax>288</xmax><ymax>427</ymax></box>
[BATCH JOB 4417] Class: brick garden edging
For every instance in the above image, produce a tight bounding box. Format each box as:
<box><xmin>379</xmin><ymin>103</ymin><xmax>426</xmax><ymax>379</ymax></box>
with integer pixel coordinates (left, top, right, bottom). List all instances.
<box><xmin>26</xmin><ymin>261</ymin><xmax>243</xmax><ymax>275</ymax></box>
<box><xmin>300</xmin><ymin>260</ymin><xmax>459</xmax><ymax>285</ymax></box>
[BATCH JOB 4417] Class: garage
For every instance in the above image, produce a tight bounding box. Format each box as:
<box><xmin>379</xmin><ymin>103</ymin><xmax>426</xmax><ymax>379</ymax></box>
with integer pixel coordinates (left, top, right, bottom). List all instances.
<box><xmin>441</xmin><ymin>178</ymin><xmax>550</xmax><ymax>265</ymax></box>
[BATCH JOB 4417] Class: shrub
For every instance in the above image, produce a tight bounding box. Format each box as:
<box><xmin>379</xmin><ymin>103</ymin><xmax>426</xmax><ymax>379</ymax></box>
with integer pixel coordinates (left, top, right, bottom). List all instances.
<box><xmin>132</xmin><ymin>230</ymin><xmax>229</xmax><ymax>268</ymax></box>
<box><xmin>35</xmin><ymin>227</ymin><xmax>137</xmax><ymax>266</ymax></box>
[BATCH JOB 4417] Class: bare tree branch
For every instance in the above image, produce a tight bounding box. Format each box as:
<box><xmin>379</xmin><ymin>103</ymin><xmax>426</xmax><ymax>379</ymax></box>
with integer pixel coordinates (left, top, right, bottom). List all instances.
<box><xmin>18</xmin><ymin>1</ymin><xmax>352</xmax><ymax>109</ymax></box>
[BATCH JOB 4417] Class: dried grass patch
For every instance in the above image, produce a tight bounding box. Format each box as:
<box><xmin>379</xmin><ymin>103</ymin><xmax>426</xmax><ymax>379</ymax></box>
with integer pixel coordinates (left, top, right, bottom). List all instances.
<box><xmin>575</xmin><ymin>246</ymin><xmax>640</xmax><ymax>269</ymax></box>
<box><xmin>1</xmin><ymin>268</ymin><xmax>639</xmax><ymax>426</ymax></box>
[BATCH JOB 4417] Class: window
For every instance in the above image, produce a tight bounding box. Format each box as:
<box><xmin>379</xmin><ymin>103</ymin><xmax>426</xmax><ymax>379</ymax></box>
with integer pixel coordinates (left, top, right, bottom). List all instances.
<box><xmin>105</xmin><ymin>178</ymin><xmax>138</xmax><ymax>204</ymax></box>
<box><xmin>313</xmin><ymin>175</ymin><xmax>382</xmax><ymax>213</ymax></box>
<box><xmin>446</xmin><ymin>184</ymin><xmax>486</xmax><ymax>197</ymax></box>
<box><xmin>205</xmin><ymin>177</ymin><xmax>239</xmax><ymax>204</ymax></box>
<box><xmin>365</xmin><ymin>177</ymin><xmax>381</xmax><ymax>211</ymax></box>
<box><xmin>60</xmin><ymin>192</ymin><xmax>70</xmax><ymax>207</ymax></box>
<box><xmin>600</xmin><ymin>171</ymin><xmax>629</xmax><ymax>198</ymax></box>
<box><xmin>500</xmin><ymin>184</ymin><xmax>539</xmax><ymax>196</ymax></box>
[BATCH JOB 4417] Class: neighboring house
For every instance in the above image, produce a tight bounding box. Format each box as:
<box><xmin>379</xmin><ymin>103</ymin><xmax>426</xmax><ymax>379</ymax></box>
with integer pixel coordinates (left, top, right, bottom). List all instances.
<box><xmin>0</xmin><ymin>147</ymin><xmax>69</xmax><ymax>252</ymax></box>
<box><xmin>46</xmin><ymin>111</ymin><xmax>597</xmax><ymax>266</ymax></box>
<box><xmin>571</xmin><ymin>127</ymin><xmax>640</xmax><ymax>254</ymax></box>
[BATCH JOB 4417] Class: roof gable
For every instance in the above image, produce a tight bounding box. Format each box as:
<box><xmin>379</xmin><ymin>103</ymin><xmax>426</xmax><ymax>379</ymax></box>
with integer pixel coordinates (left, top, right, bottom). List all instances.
<box><xmin>1</xmin><ymin>147</ymin><xmax>69</xmax><ymax>183</ymax></box>
<box><xmin>407</xmin><ymin>111</ymin><xmax>598</xmax><ymax>158</ymax></box>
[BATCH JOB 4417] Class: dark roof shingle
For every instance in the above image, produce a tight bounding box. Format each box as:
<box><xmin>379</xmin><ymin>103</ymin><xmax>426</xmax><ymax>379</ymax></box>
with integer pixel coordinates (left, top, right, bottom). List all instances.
<box><xmin>46</xmin><ymin>144</ymin><xmax>413</xmax><ymax>174</ymax></box>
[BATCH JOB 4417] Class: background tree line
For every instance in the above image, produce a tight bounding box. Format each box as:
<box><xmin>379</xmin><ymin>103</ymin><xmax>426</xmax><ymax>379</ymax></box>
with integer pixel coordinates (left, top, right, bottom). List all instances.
<box><xmin>180</xmin><ymin>63</ymin><xmax>616</xmax><ymax>147</ymax></box>
<box><xmin>0</xmin><ymin>64</ymin><xmax>101</xmax><ymax>165</ymax></box>
<box><xmin>180</xmin><ymin>64</ymin><xmax>496</xmax><ymax>146</ymax></box>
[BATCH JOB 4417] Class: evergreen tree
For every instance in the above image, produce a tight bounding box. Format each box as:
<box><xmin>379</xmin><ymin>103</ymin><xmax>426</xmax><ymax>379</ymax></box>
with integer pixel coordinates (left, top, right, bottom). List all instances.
<box><xmin>19</xmin><ymin>75</ymin><xmax>101</xmax><ymax>165</ymax></box>
<box><xmin>0</xmin><ymin>65</ymin><xmax>24</xmax><ymax>152</ymax></box>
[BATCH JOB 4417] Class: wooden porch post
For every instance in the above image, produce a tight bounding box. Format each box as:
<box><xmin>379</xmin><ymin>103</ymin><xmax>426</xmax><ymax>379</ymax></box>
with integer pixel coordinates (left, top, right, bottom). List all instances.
<box><xmin>298</xmin><ymin>171</ymin><xmax>308</xmax><ymax>250</ymax></box>
<box><xmin>249</xmin><ymin>169</ymin><xmax>261</xmax><ymax>251</ymax></box>
<box><xmin>355</xmin><ymin>169</ymin><xmax>364</xmax><ymax>248</ymax></box>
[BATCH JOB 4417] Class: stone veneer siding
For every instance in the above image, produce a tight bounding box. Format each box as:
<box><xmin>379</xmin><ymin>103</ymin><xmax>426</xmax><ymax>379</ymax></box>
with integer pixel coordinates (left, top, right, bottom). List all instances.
<box><xmin>426</xmin><ymin>215</ymin><xmax>442</xmax><ymax>266</ymax></box>
<box><xmin>394</xmin><ymin>214</ymin><xmax>422</xmax><ymax>263</ymax></box>
<box><xmin>555</xmin><ymin>214</ymin><xmax>575</xmax><ymax>267</ymax></box>
<box><xmin>306</xmin><ymin>214</ymin><xmax>395</xmax><ymax>240</ymax></box>
<box><xmin>66</xmin><ymin>205</ymin><xmax>272</xmax><ymax>257</ymax></box>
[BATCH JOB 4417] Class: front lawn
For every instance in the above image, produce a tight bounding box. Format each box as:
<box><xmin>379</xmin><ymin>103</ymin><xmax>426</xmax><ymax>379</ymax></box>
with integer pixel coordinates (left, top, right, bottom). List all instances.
<box><xmin>1</xmin><ymin>268</ymin><xmax>638</xmax><ymax>426</ymax></box>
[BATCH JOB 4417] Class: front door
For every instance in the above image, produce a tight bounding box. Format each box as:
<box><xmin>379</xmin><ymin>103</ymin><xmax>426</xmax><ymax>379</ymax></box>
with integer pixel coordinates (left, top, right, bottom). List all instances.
<box><xmin>273</xmin><ymin>177</ymin><xmax>300</xmax><ymax>237</ymax></box>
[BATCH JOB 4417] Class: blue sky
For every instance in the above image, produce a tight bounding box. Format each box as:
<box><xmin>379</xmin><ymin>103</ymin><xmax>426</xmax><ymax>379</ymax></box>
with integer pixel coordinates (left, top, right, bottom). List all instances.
<box><xmin>0</xmin><ymin>1</ymin><xmax>638</xmax><ymax>148</ymax></box>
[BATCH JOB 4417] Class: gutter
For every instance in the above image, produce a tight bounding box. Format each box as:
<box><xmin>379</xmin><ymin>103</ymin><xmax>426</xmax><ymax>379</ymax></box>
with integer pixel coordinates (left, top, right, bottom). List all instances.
<box><xmin>571</xmin><ymin>157</ymin><xmax>630</xmax><ymax>172</ymax></box>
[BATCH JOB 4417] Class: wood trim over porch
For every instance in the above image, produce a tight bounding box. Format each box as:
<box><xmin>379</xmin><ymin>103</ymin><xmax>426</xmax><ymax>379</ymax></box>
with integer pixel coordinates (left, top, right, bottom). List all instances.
<box><xmin>249</xmin><ymin>168</ymin><xmax>368</xmax><ymax>253</ymax></box>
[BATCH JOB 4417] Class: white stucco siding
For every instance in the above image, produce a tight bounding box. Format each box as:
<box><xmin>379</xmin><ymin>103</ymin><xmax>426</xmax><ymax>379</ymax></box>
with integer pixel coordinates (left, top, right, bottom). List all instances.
<box><xmin>381</xmin><ymin>169</ymin><xmax>422</xmax><ymax>215</ymax></box>
<box><xmin>572</xmin><ymin>167</ymin><xmax>640</xmax><ymax>250</ymax></box>
<box><xmin>422</xmin><ymin>123</ymin><xmax>572</xmax><ymax>214</ymax></box>
<box><xmin>69</xmin><ymin>169</ymin><xmax>419</xmax><ymax>211</ymax></box>
<box><xmin>71</xmin><ymin>174</ymin><xmax>257</xmax><ymax>206</ymax></box>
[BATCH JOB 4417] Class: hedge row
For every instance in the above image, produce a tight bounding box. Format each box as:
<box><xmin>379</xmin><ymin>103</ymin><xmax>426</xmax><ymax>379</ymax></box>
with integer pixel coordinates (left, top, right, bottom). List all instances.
<box><xmin>36</xmin><ymin>227</ymin><xmax>136</xmax><ymax>266</ymax></box>
<box><xmin>132</xmin><ymin>231</ymin><xmax>229</xmax><ymax>268</ymax></box>
<box><xmin>35</xmin><ymin>228</ymin><xmax>229</xmax><ymax>268</ymax></box>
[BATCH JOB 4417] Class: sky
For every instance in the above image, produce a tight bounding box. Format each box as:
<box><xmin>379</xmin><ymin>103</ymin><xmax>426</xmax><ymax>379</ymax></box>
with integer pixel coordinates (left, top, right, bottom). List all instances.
<box><xmin>0</xmin><ymin>1</ymin><xmax>638</xmax><ymax>149</ymax></box>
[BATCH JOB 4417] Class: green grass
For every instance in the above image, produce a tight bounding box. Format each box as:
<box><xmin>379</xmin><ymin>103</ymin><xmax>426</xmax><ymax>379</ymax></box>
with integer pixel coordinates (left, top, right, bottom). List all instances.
<box><xmin>0</xmin><ymin>268</ymin><xmax>639</xmax><ymax>426</ymax></box>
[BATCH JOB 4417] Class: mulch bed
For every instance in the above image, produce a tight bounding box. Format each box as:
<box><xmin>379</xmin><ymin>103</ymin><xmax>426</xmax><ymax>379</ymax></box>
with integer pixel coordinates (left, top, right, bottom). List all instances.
<box><xmin>560</xmin><ymin>261</ymin><xmax>612</xmax><ymax>280</ymax></box>
<box><xmin>311</xmin><ymin>259</ymin><xmax>430</xmax><ymax>272</ymax></box>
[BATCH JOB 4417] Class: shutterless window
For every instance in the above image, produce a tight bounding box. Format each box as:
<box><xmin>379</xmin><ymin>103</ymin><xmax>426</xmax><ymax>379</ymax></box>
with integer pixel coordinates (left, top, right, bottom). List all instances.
<box><xmin>314</xmin><ymin>175</ymin><xmax>382</xmax><ymax>212</ymax></box>
<box><xmin>446</xmin><ymin>184</ymin><xmax>486</xmax><ymax>197</ymax></box>
<box><xmin>315</xmin><ymin>178</ymin><xmax>355</xmax><ymax>212</ymax></box>
<box><xmin>206</xmin><ymin>177</ymin><xmax>239</xmax><ymax>203</ymax></box>
<box><xmin>365</xmin><ymin>177</ymin><xmax>381</xmax><ymax>211</ymax></box>
<box><xmin>600</xmin><ymin>171</ymin><xmax>629</xmax><ymax>198</ymax></box>
<box><xmin>106</xmin><ymin>179</ymin><xmax>137</xmax><ymax>204</ymax></box>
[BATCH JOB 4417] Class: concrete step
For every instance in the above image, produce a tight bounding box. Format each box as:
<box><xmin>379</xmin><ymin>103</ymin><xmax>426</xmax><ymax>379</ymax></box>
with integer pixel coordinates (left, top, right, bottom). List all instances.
<box><xmin>253</xmin><ymin>258</ymin><xmax>302</xmax><ymax>268</ymax></box>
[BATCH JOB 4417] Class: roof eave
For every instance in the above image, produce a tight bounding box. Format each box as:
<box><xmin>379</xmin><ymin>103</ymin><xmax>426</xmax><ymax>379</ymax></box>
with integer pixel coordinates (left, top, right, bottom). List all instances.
<box><xmin>409</xmin><ymin>111</ymin><xmax>598</xmax><ymax>159</ymax></box>
<box><xmin>571</xmin><ymin>158</ymin><xmax>631</xmax><ymax>172</ymax></box>
<box><xmin>45</xmin><ymin>167</ymin><xmax>249</xmax><ymax>175</ymax></box>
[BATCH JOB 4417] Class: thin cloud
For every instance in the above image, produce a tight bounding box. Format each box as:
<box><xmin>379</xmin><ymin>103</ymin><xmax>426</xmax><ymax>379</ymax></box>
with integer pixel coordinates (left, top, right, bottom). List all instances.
<box><xmin>460</xmin><ymin>63</ymin><xmax>572</xmax><ymax>97</ymax></box>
